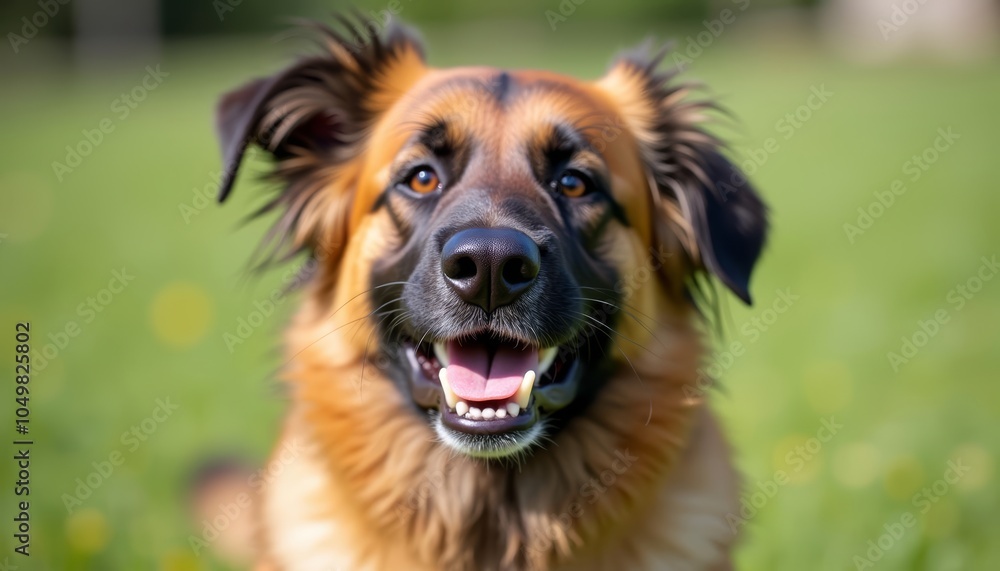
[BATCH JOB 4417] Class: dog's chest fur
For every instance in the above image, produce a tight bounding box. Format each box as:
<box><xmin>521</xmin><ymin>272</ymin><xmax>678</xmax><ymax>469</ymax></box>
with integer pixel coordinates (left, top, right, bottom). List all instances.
<box><xmin>256</xmin><ymin>404</ymin><xmax>740</xmax><ymax>571</ymax></box>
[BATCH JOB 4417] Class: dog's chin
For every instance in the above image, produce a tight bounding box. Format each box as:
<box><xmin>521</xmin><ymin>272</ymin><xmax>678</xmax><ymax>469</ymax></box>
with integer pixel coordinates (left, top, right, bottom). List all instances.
<box><xmin>398</xmin><ymin>332</ymin><xmax>590</xmax><ymax>460</ymax></box>
<box><xmin>432</xmin><ymin>415</ymin><xmax>547</xmax><ymax>459</ymax></box>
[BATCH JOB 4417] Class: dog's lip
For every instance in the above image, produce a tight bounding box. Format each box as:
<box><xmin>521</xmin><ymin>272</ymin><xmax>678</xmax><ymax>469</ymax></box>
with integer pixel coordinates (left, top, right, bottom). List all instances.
<box><xmin>403</xmin><ymin>342</ymin><xmax>582</xmax><ymax>435</ymax></box>
<box><xmin>437</xmin><ymin>395</ymin><xmax>540</xmax><ymax>434</ymax></box>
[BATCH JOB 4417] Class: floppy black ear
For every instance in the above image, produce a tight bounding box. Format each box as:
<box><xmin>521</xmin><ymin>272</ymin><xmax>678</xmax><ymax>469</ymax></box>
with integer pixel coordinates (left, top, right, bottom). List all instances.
<box><xmin>213</xmin><ymin>19</ymin><xmax>426</xmax><ymax>203</ymax></box>
<box><xmin>215</xmin><ymin>74</ymin><xmax>284</xmax><ymax>202</ymax></box>
<box><xmin>598</xmin><ymin>45</ymin><xmax>768</xmax><ymax>305</ymax></box>
<box><xmin>212</xmin><ymin>18</ymin><xmax>426</xmax><ymax>269</ymax></box>
<box><xmin>680</xmin><ymin>149</ymin><xmax>768</xmax><ymax>304</ymax></box>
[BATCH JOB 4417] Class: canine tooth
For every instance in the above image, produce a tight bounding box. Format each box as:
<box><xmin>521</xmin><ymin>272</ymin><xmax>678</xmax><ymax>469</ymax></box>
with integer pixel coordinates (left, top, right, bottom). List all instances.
<box><xmin>495</xmin><ymin>407</ymin><xmax>507</xmax><ymax>419</ymax></box>
<box><xmin>514</xmin><ymin>370</ymin><xmax>536</xmax><ymax>409</ymax></box>
<box><xmin>506</xmin><ymin>402</ymin><xmax>520</xmax><ymax>417</ymax></box>
<box><xmin>482</xmin><ymin>407</ymin><xmax>495</xmax><ymax>420</ymax></box>
<box><xmin>438</xmin><ymin>369</ymin><xmax>459</xmax><ymax>409</ymax></box>
<box><xmin>538</xmin><ymin>347</ymin><xmax>559</xmax><ymax>376</ymax></box>
<box><xmin>469</xmin><ymin>407</ymin><xmax>482</xmax><ymax>420</ymax></box>
<box><xmin>456</xmin><ymin>401</ymin><xmax>469</xmax><ymax>416</ymax></box>
<box><xmin>433</xmin><ymin>342</ymin><xmax>449</xmax><ymax>366</ymax></box>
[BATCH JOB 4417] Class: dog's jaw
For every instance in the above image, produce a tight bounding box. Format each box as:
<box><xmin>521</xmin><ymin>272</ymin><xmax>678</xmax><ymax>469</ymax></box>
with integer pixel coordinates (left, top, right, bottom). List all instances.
<box><xmin>399</xmin><ymin>335</ymin><xmax>597</xmax><ymax>459</ymax></box>
<box><xmin>433</xmin><ymin>414</ymin><xmax>547</xmax><ymax>459</ymax></box>
<box><xmin>261</xmin><ymin>308</ymin><xmax>740</xmax><ymax>571</ymax></box>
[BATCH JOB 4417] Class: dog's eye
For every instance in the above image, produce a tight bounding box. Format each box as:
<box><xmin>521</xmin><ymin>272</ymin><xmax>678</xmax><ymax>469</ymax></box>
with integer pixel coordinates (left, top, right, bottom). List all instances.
<box><xmin>407</xmin><ymin>167</ymin><xmax>441</xmax><ymax>194</ymax></box>
<box><xmin>554</xmin><ymin>171</ymin><xmax>589</xmax><ymax>198</ymax></box>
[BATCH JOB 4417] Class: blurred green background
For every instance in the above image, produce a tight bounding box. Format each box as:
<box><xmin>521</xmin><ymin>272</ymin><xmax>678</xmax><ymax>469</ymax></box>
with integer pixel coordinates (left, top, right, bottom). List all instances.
<box><xmin>1</xmin><ymin>0</ymin><xmax>999</xmax><ymax>569</ymax></box>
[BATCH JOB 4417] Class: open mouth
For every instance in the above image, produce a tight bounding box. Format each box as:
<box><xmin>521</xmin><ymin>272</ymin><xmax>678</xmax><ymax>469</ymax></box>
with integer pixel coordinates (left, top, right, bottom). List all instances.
<box><xmin>402</xmin><ymin>332</ymin><xmax>584</xmax><ymax>455</ymax></box>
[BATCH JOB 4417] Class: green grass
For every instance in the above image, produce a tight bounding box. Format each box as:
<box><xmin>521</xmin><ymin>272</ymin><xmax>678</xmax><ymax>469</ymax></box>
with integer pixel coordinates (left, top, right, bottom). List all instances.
<box><xmin>1</xmin><ymin>26</ymin><xmax>998</xmax><ymax>571</ymax></box>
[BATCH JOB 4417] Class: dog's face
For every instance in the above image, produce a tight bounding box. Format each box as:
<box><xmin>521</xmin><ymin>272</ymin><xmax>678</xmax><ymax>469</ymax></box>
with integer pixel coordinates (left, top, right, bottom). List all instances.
<box><xmin>216</xmin><ymin>23</ymin><xmax>767</xmax><ymax>459</ymax></box>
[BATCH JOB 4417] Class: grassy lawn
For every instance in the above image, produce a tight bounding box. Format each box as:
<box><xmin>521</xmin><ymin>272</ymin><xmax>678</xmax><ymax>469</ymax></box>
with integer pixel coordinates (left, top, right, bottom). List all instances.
<box><xmin>1</xmin><ymin>24</ymin><xmax>998</xmax><ymax>570</ymax></box>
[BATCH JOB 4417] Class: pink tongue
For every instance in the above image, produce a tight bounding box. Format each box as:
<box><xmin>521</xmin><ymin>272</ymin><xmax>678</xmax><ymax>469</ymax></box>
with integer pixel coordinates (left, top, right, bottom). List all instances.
<box><xmin>446</xmin><ymin>340</ymin><xmax>539</xmax><ymax>402</ymax></box>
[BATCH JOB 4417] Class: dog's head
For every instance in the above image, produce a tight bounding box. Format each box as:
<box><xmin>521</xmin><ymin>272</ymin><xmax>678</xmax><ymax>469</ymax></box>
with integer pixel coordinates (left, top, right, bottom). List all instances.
<box><xmin>216</xmin><ymin>22</ymin><xmax>767</xmax><ymax>460</ymax></box>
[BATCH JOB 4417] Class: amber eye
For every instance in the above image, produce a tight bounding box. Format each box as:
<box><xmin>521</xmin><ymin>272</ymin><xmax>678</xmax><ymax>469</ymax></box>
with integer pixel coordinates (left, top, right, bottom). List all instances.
<box><xmin>407</xmin><ymin>167</ymin><xmax>441</xmax><ymax>194</ymax></box>
<box><xmin>555</xmin><ymin>171</ymin><xmax>589</xmax><ymax>198</ymax></box>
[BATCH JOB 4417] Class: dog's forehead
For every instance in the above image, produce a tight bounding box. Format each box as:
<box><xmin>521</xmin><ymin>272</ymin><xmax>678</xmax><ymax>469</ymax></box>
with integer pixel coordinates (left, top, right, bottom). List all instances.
<box><xmin>393</xmin><ymin>67</ymin><xmax>618</xmax><ymax>136</ymax></box>
<box><xmin>354</xmin><ymin>66</ymin><xmax>654</xmax><ymax>243</ymax></box>
<box><xmin>371</xmin><ymin>68</ymin><xmax>646</xmax><ymax>186</ymax></box>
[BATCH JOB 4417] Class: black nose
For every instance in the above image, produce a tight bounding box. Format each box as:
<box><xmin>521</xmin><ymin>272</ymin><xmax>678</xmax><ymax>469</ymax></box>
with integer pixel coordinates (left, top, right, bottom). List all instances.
<box><xmin>441</xmin><ymin>228</ymin><xmax>541</xmax><ymax>313</ymax></box>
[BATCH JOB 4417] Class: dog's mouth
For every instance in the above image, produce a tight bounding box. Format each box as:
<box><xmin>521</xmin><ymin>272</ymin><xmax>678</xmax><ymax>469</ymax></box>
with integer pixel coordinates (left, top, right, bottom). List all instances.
<box><xmin>402</xmin><ymin>331</ymin><xmax>584</xmax><ymax>456</ymax></box>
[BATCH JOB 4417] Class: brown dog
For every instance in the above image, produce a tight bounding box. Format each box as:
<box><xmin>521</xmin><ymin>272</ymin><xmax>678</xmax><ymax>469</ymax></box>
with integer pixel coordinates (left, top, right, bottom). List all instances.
<box><xmin>215</xmin><ymin>17</ymin><xmax>767</xmax><ymax>571</ymax></box>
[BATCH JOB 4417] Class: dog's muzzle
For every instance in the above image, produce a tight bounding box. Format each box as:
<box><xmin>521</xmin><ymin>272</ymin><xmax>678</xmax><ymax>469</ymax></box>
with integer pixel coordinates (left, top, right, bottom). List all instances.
<box><xmin>398</xmin><ymin>226</ymin><xmax>590</xmax><ymax>458</ymax></box>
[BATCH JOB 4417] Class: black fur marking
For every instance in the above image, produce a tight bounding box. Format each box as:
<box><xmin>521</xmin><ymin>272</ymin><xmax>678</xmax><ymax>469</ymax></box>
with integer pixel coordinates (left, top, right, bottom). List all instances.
<box><xmin>609</xmin><ymin>41</ymin><xmax>769</xmax><ymax>305</ymax></box>
<box><xmin>214</xmin><ymin>16</ymin><xmax>425</xmax><ymax>269</ymax></box>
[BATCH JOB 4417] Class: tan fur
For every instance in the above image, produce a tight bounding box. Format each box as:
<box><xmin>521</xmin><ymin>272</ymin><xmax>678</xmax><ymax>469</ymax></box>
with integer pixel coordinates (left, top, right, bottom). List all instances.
<box><xmin>256</xmin><ymin>312</ymin><xmax>739</xmax><ymax>571</ymax></box>
<box><xmin>224</xmin><ymin>28</ymin><xmax>750</xmax><ymax>571</ymax></box>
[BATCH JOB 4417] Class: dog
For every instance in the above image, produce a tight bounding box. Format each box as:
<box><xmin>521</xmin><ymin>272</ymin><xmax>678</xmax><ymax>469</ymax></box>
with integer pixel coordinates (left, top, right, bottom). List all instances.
<box><xmin>214</xmin><ymin>17</ymin><xmax>767</xmax><ymax>571</ymax></box>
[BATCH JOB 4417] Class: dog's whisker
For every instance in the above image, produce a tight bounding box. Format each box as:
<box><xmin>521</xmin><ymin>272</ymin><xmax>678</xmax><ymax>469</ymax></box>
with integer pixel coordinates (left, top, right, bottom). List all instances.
<box><xmin>348</xmin><ymin>297</ymin><xmax>405</xmax><ymax>343</ymax></box>
<box><xmin>281</xmin><ymin>296</ymin><xmax>405</xmax><ymax>368</ymax></box>
<box><xmin>576</xmin><ymin>312</ymin><xmax>658</xmax><ymax>358</ymax></box>
<box><xmin>350</xmin><ymin>297</ymin><xmax>402</xmax><ymax>334</ymax></box>
<box><xmin>577</xmin><ymin>287</ymin><xmax>667</xmax><ymax>329</ymax></box>
<box><xmin>572</xmin><ymin>296</ymin><xmax>667</xmax><ymax>350</ymax></box>
<box><xmin>576</xmin><ymin>313</ymin><xmax>654</xmax><ymax>426</ymax></box>
<box><xmin>415</xmin><ymin>326</ymin><xmax>433</xmax><ymax>350</ymax></box>
<box><xmin>357</xmin><ymin>306</ymin><xmax>409</xmax><ymax>394</ymax></box>
<box><xmin>384</xmin><ymin>311</ymin><xmax>413</xmax><ymax>342</ymax></box>
<box><xmin>324</xmin><ymin>281</ymin><xmax>412</xmax><ymax>322</ymax></box>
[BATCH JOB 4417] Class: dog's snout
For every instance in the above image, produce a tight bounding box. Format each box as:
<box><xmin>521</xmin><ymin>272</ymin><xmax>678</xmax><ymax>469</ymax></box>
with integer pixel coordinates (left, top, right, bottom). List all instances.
<box><xmin>441</xmin><ymin>228</ymin><xmax>540</xmax><ymax>313</ymax></box>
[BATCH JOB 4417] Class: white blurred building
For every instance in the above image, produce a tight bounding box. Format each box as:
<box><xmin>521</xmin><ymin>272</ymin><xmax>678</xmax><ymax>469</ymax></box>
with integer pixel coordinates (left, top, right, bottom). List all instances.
<box><xmin>820</xmin><ymin>0</ymin><xmax>1000</xmax><ymax>63</ymax></box>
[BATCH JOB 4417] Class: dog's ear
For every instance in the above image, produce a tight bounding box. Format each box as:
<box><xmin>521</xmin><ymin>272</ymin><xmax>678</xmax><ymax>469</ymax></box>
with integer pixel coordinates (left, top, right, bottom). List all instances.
<box><xmin>596</xmin><ymin>46</ymin><xmax>768</xmax><ymax>304</ymax></box>
<box><xmin>214</xmin><ymin>19</ymin><xmax>426</xmax><ymax>261</ymax></box>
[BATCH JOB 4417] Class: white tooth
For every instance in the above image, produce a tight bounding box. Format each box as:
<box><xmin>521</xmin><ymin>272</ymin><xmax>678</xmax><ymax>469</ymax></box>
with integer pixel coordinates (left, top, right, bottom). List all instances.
<box><xmin>456</xmin><ymin>401</ymin><xmax>469</xmax><ymax>416</ymax></box>
<box><xmin>538</xmin><ymin>347</ymin><xmax>559</xmax><ymax>376</ymax></box>
<box><xmin>438</xmin><ymin>368</ymin><xmax>459</xmax><ymax>409</ymax></box>
<box><xmin>495</xmin><ymin>407</ymin><xmax>507</xmax><ymax>419</ymax></box>
<box><xmin>482</xmin><ymin>407</ymin><xmax>495</xmax><ymax>420</ymax></box>
<box><xmin>433</xmin><ymin>342</ymin><xmax>449</xmax><ymax>366</ymax></box>
<box><xmin>506</xmin><ymin>402</ymin><xmax>520</xmax><ymax>417</ymax></box>
<box><xmin>469</xmin><ymin>407</ymin><xmax>482</xmax><ymax>420</ymax></box>
<box><xmin>515</xmin><ymin>370</ymin><xmax>536</xmax><ymax>409</ymax></box>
